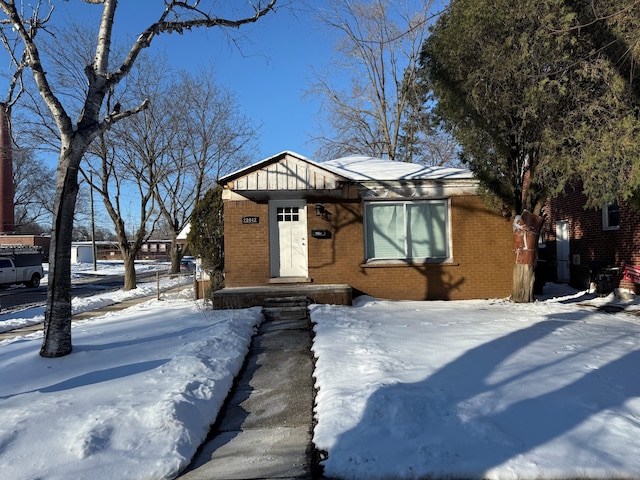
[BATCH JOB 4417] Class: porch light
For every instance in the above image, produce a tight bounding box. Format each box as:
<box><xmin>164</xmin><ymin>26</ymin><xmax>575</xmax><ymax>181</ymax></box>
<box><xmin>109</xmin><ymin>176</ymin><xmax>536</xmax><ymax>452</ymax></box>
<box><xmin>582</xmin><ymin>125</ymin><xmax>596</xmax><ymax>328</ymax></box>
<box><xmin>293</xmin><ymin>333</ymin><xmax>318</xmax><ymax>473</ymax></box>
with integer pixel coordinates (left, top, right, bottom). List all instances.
<box><xmin>315</xmin><ymin>204</ymin><xmax>325</xmax><ymax>216</ymax></box>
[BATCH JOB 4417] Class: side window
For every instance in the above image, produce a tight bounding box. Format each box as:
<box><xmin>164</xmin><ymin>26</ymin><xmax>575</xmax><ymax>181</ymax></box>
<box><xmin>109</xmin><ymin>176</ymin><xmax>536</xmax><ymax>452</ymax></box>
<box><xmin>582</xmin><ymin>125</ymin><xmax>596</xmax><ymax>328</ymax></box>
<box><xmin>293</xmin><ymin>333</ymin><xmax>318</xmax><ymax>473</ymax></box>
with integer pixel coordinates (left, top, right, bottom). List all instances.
<box><xmin>602</xmin><ymin>201</ymin><xmax>620</xmax><ymax>231</ymax></box>
<box><xmin>0</xmin><ymin>258</ymin><xmax>13</xmax><ymax>268</ymax></box>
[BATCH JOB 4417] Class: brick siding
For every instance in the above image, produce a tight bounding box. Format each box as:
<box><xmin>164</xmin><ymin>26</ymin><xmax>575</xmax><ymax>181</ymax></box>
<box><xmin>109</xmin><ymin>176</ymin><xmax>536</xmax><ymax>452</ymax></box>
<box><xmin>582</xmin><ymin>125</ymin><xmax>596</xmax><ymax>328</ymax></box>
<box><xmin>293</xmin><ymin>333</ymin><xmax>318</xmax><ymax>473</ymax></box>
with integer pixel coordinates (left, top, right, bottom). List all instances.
<box><xmin>223</xmin><ymin>195</ymin><xmax>513</xmax><ymax>301</ymax></box>
<box><xmin>223</xmin><ymin>200</ymin><xmax>271</xmax><ymax>285</ymax></box>
<box><xmin>544</xmin><ymin>189</ymin><xmax>640</xmax><ymax>291</ymax></box>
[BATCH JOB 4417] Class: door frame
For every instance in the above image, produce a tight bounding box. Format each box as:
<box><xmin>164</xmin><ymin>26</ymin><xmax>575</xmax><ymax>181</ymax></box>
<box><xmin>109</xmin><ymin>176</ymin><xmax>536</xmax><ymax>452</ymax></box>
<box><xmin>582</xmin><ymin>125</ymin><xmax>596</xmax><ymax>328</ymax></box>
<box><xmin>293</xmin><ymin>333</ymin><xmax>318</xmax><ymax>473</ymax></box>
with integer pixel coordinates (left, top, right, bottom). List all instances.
<box><xmin>556</xmin><ymin>220</ymin><xmax>570</xmax><ymax>283</ymax></box>
<box><xmin>268</xmin><ymin>199</ymin><xmax>309</xmax><ymax>279</ymax></box>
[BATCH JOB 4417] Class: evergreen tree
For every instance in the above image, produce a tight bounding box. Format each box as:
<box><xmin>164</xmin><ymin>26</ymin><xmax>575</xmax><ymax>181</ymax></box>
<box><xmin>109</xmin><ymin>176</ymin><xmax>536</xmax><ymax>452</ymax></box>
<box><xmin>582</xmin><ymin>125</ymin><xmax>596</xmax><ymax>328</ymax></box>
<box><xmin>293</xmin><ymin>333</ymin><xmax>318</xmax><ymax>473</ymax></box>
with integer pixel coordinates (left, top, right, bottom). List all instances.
<box><xmin>187</xmin><ymin>186</ymin><xmax>224</xmax><ymax>291</ymax></box>
<box><xmin>419</xmin><ymin>0</ymin><xmax>638</xmax><ymax>301</ymax></box>
<box><xmin>550</xmin><ymin>1</ymin><xmax>640</xmax><ymax>207</ymax></box>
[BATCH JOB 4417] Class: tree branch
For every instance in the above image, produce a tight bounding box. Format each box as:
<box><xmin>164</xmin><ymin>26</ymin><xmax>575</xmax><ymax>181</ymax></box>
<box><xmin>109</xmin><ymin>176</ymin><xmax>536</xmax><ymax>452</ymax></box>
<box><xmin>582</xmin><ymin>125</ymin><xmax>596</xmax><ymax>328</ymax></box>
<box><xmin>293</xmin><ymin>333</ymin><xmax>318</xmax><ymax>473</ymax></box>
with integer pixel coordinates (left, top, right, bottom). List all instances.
<box><xmin>107</xmin><ymin>0</ymin><xmax>277</xmax><ymax>91</ymax></box>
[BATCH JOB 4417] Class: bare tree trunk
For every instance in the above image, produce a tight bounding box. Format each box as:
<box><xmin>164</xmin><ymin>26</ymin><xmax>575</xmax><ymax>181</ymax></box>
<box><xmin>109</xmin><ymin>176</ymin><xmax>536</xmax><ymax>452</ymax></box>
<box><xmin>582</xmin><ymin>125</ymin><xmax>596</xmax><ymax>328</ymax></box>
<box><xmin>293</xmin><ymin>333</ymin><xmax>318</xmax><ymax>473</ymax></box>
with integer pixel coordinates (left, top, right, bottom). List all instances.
<box><xmin>512</xmin><ymin>264</ymin><xmax>535</xmax><ymax>303</ymax></box>
<box><xmin>105</xmin><ymin>217</ymin><xmax>138</xmax><ymax>292</ymax></box>
<box><xmin>40</xmin><ymin>154</ymin><xmax>80</xmax><ymax>357</ymax></box>
<box><xmin>169</xmin><ymin>236</ymin><xmax>184</xmax><ymax>274</ymax></box>
<box><xmin>123</xmin><ymin>251</ymin><xmax>137</xmax><ymax>291</ymax></box>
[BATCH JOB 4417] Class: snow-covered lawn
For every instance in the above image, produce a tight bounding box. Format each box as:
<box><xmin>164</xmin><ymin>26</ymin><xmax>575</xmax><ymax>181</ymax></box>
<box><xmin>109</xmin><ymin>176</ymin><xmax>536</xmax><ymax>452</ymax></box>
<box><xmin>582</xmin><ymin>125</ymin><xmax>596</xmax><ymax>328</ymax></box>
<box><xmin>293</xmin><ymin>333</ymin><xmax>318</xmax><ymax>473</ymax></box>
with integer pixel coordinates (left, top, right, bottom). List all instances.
<box><xmin>311</xmin><ymin>287</ymin><xmax>640</xmax><ymax>479</ymax></box>
<box><xmin>1</xmin><ymin>276</ymin><xmax>640</xmax><ymax>480</ymax></box>
<box><xmin>0</xmin><ymin>287</ymin><xmax>261</xmax><ymax>480</ymax></box>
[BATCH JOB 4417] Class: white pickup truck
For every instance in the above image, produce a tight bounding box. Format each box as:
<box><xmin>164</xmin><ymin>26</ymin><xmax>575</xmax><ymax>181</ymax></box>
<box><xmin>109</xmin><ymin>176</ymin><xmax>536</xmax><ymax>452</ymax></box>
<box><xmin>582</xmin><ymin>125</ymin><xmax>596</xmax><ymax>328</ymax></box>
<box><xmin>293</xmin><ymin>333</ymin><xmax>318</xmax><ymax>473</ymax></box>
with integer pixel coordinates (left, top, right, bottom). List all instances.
<box><xmin>0</xmin><ymin>246</ymin><xmax>44</xmax><ymax>288</ymax></box>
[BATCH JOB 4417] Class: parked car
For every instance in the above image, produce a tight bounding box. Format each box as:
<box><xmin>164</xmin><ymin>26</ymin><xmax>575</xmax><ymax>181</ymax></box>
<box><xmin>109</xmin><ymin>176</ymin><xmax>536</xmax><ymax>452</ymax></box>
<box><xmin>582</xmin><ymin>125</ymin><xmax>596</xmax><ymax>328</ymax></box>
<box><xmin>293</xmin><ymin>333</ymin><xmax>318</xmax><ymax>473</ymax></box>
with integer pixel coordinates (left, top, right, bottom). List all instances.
<box><xmin>180</xmin><ymin>259</ymin><xmax>196</xmax><ymax>273</ymax></box>
<box><xmin>0</xmin><ymin>246</ymin><xmax>44</xmax><ymax>288</ymax></box>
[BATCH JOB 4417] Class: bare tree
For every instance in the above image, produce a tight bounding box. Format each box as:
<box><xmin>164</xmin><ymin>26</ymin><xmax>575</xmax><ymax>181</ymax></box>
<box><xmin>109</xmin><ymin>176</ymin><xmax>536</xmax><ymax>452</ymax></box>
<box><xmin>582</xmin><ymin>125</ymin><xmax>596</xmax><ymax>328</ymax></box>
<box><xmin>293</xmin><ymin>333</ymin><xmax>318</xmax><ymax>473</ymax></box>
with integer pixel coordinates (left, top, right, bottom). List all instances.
<box><xmin>308</xmin><ymin>0</ymin><xmax>439</xmax><ymax>162</ymax></box>
<box><xmin>85</xmin><ymin>62</ymin><xmax>258</xmax><ymax>285</ymax></box>
<box><xmin>156</xmin><ymin>69</ymin><xmax>259</xmax><ymax>274</ymax></box>
<box><xmin>87</xmin><ymin>130</ymin><xmax>160</xmax><ymax>291</ymax></box>
<box><xmin>85</xmin><ymin>56</ymin><xmax>175</xmax><ymax>291</ymax></box>
<box><xmin>12</xmin><ymin>147</ymin><xmax>54</xmax><ymax>229</ymax></box>
<box><xmin>0</xmin><ymin>0</ymin><xmax>277</xmax><ymax>358</ymax></box>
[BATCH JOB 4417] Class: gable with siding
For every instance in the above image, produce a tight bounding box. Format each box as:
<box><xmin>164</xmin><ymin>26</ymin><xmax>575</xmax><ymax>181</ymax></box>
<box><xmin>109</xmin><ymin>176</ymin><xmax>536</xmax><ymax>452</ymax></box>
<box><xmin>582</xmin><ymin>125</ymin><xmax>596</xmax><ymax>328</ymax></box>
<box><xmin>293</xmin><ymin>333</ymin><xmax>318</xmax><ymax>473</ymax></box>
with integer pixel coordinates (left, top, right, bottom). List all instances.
<box><xmin>223</xmin><ymin>151</ymin><xmax>346</xmax><ymax>194</ymax></box>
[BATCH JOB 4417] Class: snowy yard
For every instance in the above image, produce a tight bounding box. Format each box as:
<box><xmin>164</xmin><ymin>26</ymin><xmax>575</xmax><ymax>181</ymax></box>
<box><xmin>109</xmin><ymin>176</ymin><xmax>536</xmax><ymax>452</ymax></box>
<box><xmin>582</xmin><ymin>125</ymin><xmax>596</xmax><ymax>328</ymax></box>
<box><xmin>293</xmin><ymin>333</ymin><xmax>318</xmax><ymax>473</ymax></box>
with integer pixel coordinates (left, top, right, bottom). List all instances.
<box><xmin>311</xmin><ymin>288</ymin><xmax>640</xmax><ymax>479</ymax></box>
<box><xmin>1</xmin><ymin>270</ymin><xmax>640</xmax><ymax>479</ymax></box>
<box><xmin>0</xmin><ymin>263</ymin><xmax>261</xmax><ymax>480</ymax></box>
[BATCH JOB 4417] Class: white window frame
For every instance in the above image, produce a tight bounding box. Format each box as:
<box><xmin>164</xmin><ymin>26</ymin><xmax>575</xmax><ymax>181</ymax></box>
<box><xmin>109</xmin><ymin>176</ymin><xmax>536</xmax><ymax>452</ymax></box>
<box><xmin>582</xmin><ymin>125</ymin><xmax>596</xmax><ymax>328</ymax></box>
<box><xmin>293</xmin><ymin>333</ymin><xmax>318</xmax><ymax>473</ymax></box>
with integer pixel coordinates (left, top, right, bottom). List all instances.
<box><xmin>363</xmin><ymin>199</ymin><xmax>451</xmax><ymax>263</ymax></box>
<box><xmin>602</xmin><ymin>201</ymin><xmax>620</xmax><ymax>231</ymax></box>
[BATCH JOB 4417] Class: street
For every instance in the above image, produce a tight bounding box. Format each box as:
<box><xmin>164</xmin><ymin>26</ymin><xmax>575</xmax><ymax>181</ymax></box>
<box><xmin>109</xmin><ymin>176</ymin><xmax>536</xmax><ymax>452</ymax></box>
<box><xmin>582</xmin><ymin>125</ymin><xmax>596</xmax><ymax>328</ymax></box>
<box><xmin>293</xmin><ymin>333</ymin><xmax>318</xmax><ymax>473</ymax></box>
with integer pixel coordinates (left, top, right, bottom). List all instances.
<box><xmin>0</xmin><ymin>270</ymin><xmax>161</xmax><ymax>313</ymax></box>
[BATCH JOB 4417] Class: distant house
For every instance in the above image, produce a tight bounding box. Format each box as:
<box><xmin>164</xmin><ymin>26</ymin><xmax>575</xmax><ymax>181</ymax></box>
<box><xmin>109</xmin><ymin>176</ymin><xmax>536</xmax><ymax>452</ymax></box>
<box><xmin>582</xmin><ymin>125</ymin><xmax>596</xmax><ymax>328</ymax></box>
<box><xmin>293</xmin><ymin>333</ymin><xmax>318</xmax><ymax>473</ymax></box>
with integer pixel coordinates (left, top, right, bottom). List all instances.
<box><xmin>139</xmin><ymin>239</ymin><xmax>172</xmax><ymax>260</ymax></box>
<box><xmin>215</xmin><ymin>151</ymin><xmax>514</xmax><ymax>307</ymax></box>
<box><xmin>141</xmin><ymin>233</ymin><xmax>190</xmax><ymax>261</ymax></box>
<box><xmin>543</xmin><ymin>186</ymin><xmax>640</xmax><ymax>294</ymax></box>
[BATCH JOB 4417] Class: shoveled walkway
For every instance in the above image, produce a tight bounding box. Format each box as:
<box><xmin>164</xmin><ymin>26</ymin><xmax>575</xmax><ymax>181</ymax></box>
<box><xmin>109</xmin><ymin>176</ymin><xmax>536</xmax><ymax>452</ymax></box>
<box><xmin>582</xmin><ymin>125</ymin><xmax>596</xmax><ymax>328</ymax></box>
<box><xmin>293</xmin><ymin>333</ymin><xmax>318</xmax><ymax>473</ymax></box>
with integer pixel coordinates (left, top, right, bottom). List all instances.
<box><xmin>178</xmin><ymin>296</ymin><xmax>317</xmax><ymax>480</ymax></box>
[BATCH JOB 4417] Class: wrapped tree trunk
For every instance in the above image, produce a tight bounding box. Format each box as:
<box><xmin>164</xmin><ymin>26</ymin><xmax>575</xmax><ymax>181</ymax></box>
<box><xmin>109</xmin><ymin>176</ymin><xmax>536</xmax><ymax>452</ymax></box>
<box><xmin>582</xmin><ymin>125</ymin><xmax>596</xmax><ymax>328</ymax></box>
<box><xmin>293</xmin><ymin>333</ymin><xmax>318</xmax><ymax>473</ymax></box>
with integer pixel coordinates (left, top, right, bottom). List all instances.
<box><xmin>512</xmin><ymin>210</ymin><xmax>544</xmax><ymax>303</ymax></box>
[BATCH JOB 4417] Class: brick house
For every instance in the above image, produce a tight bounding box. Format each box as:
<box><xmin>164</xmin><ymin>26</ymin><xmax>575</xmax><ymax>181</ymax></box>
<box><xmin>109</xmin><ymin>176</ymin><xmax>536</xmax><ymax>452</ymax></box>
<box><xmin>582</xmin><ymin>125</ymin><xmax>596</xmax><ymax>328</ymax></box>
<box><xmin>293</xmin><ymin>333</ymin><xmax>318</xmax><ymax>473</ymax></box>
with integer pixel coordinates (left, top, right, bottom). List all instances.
<box><xmin>215</xmin><ymin>151</ymin><xmax>514</xmax><ymax>306</ymax></box>
<box><xmin>542</xmin><ymin>185</ymin><xmax>640</xmax><ymax>294</ymax></box>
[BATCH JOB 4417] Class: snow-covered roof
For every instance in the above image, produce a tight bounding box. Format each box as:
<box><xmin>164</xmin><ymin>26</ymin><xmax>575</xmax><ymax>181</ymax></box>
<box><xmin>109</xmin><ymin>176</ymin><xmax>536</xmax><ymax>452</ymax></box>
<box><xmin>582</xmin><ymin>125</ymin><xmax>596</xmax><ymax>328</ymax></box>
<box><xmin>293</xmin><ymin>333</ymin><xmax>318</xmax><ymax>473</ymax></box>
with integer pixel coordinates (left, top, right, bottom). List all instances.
<box><xmin>318</xmin><ymin>155</ymin><xmax>473</xmax><ymax>182</ymax></box>
<box><xmin>220</xmin><ymin>151</ymin><xmax>474</xmax><ymax>187</ymax></box>
<box><xmin>177</xmin><ymin>223</ymin><xmax>190</xmax><ymax>240</ymax></box>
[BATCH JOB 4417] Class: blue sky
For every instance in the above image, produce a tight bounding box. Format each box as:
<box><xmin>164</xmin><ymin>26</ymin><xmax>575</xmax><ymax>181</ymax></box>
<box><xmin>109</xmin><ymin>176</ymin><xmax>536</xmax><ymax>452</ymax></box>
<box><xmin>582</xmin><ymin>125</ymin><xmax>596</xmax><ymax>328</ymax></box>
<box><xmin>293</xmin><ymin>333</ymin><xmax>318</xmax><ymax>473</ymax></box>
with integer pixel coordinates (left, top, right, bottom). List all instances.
<box><xmin>0</xmin><ymin>1</ymin><xmax>335</xmax><ymax>161</ymax></box>
<box><xmin>150</xmin><ymin>3</ymin><xmax>334</xmax><ymax>160</ymax></box>
<box><xmin>0</xmin><ymin>1</ymin><xmax>339</xmax><ymax>230</ymax></box>
<box><xmin>78</xmin><ymin>1</ymin><xmax>336</xmax><ymax>161</ymax></box>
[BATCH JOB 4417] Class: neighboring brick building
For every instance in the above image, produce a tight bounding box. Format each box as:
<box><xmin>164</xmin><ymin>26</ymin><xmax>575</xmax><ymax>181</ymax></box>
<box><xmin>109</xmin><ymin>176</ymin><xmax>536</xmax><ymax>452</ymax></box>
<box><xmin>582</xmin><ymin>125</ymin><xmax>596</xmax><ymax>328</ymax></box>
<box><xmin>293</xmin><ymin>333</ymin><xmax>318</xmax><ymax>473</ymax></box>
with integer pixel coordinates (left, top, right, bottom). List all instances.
<box><xmin>0</xmin><ymin>234</ymin><xmax>50</xmax><ymax>260</ymax></box>
<box><xmin>216</xmin><ymin>151</ymin><xmax>513</xmax><ymax>305</ymax></box>
<box><xmin>542</xmin><ymin>185</ymin><xmax>640</xmax><ymax>293</ymax></box>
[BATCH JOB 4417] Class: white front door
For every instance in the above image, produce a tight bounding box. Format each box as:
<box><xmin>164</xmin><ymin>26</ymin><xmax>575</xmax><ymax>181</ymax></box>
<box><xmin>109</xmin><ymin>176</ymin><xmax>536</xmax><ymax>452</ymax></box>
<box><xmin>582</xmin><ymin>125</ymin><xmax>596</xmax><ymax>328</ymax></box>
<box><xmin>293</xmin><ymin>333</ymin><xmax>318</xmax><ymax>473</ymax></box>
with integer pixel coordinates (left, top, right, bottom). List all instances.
<box><xmin>556</xmin><ymin>220</ymin><xmax>570</xmax><ymax>283</ymax></box>
<box><xmin>270</xmin><ymin>200</ymin><xmax>308</xmax><ymax>278</ymax></box>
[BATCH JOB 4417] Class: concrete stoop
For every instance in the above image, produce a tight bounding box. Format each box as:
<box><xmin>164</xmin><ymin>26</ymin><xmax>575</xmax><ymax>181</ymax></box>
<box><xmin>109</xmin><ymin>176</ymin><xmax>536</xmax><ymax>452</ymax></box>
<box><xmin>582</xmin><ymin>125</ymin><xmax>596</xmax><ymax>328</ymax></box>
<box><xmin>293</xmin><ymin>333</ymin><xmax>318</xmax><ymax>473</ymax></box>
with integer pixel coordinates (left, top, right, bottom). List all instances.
<box><xmin>178</xmin><ymin>295</ymin><xmax>316</xmax><ymax>480</ymax></box>
<box><xmin>262</xmin><ymin>296</ymin><xmax>311</xmax><ymax>321</ymax></box>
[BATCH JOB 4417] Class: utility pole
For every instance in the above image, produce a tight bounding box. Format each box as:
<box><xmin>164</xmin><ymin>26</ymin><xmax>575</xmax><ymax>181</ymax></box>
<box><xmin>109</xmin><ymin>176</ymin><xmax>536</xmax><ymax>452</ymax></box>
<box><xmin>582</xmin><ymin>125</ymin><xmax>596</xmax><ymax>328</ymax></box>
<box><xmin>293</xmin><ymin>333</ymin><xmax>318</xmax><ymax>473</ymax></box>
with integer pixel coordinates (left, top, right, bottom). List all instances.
<box><xmin>90</xmin><ymin>172</ymin><xmax>97</xmax><ymax>271</ymax></box>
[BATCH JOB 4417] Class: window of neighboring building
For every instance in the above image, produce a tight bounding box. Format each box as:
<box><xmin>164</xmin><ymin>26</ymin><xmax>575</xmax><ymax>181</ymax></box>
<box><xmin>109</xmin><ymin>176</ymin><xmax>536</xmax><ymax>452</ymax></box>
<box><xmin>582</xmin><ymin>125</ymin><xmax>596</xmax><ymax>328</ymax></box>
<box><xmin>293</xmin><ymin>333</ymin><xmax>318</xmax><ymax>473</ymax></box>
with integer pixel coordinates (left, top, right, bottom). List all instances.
<box><xmin>364</xmin><ymin>200</ymin><xmax>450</xmax><ymax>262</ymax></box>
<box><xmin>602</xmin><ymin>201</ymin><xmax>620</xmax><ymax>230</ymax></box>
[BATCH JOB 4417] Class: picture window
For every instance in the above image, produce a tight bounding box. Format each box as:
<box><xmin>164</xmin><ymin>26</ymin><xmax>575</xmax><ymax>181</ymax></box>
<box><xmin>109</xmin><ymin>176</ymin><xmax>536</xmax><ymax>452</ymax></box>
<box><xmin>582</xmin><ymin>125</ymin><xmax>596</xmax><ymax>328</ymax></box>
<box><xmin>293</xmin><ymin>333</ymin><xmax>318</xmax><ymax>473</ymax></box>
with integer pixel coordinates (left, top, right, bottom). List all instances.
<box><xmin>364</xmin><ymin>200</ymin><xmax>450</xmax><ymax>262</ymax></box>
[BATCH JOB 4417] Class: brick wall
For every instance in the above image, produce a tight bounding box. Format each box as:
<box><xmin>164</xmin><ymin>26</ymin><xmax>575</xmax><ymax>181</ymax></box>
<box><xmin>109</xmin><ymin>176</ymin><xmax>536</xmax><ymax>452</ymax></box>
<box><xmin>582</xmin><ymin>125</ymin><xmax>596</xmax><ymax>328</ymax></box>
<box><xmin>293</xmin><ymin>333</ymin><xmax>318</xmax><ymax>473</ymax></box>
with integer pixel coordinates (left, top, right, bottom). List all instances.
<box><xmin>306</xmin><ymin>195</ymin><xmax>513</xmax><ymax>300</ymax></box>
<box><xmin>223</xmin><ymin>200</ymin><xmax>270</xmax><ymax>286</ymax></box>
<box><xmin>223</xmin><ymin>195</ymin><xmax>513</xmax><ymax>301</ymax></box>
<box><xmin>0</xmin><ymin>235</ymin><xmax>50</xmax><ymax>260</ymax></box>
<box><xmin>544</xmin><ymin>189</ymin><xmax>640</xmax><ymax>290</ymax></box>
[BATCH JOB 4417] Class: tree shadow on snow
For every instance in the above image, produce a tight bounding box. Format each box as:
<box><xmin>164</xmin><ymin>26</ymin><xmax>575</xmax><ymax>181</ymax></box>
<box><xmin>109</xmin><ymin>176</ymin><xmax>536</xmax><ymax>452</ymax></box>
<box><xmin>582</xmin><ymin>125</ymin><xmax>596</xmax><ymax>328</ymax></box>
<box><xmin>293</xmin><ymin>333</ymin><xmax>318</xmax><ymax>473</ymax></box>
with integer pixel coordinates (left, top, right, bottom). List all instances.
<box><xmin>1</xmin><ymin>359</ymin><xmax>169</xmax><ymax>399</ymax></box>
<box><xmin>324</xmin><ymin>308</ymin><xmax>640</xmax><ymax>479</ymax></box>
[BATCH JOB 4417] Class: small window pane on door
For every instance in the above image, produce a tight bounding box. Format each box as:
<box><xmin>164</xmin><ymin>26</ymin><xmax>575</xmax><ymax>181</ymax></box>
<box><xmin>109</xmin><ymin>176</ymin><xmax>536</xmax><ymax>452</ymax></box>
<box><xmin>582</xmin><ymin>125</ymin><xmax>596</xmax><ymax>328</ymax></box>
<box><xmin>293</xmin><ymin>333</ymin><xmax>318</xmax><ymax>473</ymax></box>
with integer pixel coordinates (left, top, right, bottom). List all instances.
<box><xmin>277</xmin><ymin>206</ymin><xmax>300</xmax><ymax>222</ymax></box>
